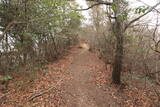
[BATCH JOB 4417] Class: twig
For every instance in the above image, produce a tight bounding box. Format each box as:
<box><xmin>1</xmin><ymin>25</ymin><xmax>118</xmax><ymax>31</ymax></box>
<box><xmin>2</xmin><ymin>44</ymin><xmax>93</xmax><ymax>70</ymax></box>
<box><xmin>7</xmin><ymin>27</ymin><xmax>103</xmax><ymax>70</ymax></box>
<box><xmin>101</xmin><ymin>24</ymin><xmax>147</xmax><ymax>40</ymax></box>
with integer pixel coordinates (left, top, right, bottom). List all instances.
<box><xmin>26</xmin><ymin>86</ymin><xmax>56</xmax><ymax>102</ymax></box>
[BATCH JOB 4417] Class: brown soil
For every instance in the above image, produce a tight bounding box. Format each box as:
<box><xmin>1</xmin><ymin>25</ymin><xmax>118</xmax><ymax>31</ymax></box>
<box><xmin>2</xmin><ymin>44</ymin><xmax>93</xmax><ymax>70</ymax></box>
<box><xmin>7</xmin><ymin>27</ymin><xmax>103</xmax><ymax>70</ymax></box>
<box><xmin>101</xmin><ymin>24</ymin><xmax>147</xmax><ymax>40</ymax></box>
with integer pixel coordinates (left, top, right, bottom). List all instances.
<box><xmin>1</xmin><ymin>45</ymin><xmax>157</xmax><ymax>107</ymax></box>
<box><xmin>1</xmin><ymin>46</ymin><xmax>119</xmax><ymax>107</ymax></box>
<box><xmin>62</xmin><ymin>46</ymin><xmax>118</xmax><ymax>107</ymax></box>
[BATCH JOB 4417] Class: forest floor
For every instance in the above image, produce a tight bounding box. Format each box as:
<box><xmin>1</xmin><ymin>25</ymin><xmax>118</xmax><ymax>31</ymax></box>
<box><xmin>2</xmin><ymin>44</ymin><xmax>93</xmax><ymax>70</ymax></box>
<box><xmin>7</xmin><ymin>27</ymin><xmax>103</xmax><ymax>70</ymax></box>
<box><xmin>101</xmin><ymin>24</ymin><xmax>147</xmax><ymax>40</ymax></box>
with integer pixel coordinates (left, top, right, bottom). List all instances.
<box><xmin>0</xmin><ymin>44</ymin><xmax>159</xmax><ymax>107</ymax></box>
<box><xmin>62</xmin><ymin>45</ymin><xmax>118</xmax><ymax>107</ymax></box>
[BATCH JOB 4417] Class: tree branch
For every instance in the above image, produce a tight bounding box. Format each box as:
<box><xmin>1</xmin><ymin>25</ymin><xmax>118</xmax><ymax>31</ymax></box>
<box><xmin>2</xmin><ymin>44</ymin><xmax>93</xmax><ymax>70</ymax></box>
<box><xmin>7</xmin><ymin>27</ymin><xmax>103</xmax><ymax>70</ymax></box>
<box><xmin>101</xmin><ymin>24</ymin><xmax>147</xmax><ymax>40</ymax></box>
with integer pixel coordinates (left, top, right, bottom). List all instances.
<box><xmin>26</xmin><ymin>87</ymin><xmax>55</xmax><ymax>102</ymax></box>
<box><xmin>75</xmin><ymin>1</ymin><xmax>112</xmax><ymax>11</ymax></box>
<box><xmin>124</xmin><ymin>2</ymin><xmax>160</xmax><ymax>31</ymax></box>
<box><xmin>136</xmin><ymin>0</ymin><xmax>160</xmax><ymax>14</ymax></box>
<box><xmin>150</xmin><ymin>41</ymin><xmax>160</xmax><ymax>54</ymax></box>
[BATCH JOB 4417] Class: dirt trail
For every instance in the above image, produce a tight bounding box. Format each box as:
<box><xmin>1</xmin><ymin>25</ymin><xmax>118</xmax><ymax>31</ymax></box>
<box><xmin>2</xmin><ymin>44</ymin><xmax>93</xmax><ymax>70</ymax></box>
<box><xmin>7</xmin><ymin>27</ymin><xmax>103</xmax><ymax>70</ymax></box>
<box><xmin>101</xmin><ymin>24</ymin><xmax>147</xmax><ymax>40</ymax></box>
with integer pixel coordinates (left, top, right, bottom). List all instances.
<box><xmin>63</xmin><ymin>46</ymin><xmax>118</xmax><ymax>107</ymax></box>
<box><xmin>1</xmin><ymin>45</ymin><xmax>157</xmax><ymax>107</ymax></box>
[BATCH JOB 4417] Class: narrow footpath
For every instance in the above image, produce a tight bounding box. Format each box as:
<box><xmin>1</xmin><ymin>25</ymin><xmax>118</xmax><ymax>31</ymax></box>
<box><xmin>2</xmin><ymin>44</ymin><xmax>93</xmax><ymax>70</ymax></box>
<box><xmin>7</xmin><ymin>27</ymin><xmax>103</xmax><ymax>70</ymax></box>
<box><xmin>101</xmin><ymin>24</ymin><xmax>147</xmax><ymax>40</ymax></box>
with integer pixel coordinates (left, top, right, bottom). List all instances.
<box><xmin>63</xmin><ymin>45</ymin><xmax>118</xmax><ymax>107</ymax></box>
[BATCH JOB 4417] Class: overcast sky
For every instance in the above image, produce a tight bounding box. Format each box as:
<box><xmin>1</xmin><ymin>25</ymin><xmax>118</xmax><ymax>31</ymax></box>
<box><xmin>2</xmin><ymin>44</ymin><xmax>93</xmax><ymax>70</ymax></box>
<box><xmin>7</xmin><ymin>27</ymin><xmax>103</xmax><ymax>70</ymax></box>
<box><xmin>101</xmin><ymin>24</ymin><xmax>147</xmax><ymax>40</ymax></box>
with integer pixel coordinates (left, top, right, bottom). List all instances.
<box><xmin>76</xmin><ymin>0</ymin><xmax>158</xmax><ymax>10</ymax></box>
<box><xmin>76</xmin><ymin>0</ymin><xmax>160</xmax><ymax>25</ymax></box>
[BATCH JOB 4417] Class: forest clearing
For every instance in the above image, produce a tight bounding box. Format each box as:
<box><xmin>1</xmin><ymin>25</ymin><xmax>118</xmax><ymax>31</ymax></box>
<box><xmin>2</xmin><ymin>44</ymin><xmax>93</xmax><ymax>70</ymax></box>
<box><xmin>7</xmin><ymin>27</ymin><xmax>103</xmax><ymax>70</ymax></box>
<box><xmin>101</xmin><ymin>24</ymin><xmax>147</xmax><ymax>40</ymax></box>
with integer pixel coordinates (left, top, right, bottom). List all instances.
<box><xmin>0</xmin><ymin>0</ymin><xmax>160</xmax><ymax>107</ymax></box>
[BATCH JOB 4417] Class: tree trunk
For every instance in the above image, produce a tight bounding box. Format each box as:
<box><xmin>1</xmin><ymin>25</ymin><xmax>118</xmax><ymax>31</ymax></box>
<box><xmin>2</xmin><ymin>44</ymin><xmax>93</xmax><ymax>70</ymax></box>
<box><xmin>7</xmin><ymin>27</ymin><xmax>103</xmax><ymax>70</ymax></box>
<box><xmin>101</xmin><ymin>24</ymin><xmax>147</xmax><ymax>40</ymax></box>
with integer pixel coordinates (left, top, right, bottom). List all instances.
<box><xmin>112</xmin><ymin>29</ymin><xmax>124</xmax><ymax>84</ymax></box>
<box><xmin>112</xmin><ymin>0</ymin><xmax>124</xmax><ymax>84</ymax></box>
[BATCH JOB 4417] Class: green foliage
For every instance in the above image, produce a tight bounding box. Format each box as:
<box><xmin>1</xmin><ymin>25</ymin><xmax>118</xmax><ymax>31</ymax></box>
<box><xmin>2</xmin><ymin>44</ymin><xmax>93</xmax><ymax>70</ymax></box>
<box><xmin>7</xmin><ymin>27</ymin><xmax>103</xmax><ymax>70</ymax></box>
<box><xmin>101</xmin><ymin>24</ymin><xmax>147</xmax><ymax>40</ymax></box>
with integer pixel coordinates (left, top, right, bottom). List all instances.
<box><xmin>111</xmin><ymin>3</ymin><xmax>117</xmax><ymax>11</ymax></box>
<box><xmin>117</xmin><ymin>13</ymin><xmax>128</xmax><ymax>20</ymax></box>
<box><xmin>0</xmin><ymin>0</ymin><xmax>82</xmax><ymax>72</ymax></box>
<box><xmin>135</xmin><ymin>6</ymin><xmax>149</xmax><ymax>14</ymax></box>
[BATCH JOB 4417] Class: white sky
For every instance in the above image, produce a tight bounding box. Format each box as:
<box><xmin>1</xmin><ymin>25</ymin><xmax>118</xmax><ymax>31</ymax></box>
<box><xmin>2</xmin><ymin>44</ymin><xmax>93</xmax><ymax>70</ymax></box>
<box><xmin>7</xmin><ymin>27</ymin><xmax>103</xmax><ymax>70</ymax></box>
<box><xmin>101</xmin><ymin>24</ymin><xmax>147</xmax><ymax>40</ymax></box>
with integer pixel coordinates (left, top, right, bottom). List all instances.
<box><xmin>76</xmin><ymin>0</ymin><xmax>160</xmax><ymax>25</ymax></box>
<box><xmin>76</xmin><ymin>0</ymin><xmax>158</xmax><ymax>11</ymax></box>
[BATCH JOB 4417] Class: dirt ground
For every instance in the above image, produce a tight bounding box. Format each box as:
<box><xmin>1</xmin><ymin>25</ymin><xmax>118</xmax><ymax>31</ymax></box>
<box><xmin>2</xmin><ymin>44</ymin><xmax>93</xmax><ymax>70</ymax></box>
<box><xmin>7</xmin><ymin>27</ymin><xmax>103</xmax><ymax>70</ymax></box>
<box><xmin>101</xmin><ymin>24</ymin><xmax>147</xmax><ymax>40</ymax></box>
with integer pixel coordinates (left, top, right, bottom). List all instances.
<box><xmin>62</xmin><ymin>45</ymin><xmax>119</xmax><ymax>107</ymax></box>
<box><xmin>1</xmin><ymin>45</ymin><xmax>158</xmax><ymax>107</ymax></box>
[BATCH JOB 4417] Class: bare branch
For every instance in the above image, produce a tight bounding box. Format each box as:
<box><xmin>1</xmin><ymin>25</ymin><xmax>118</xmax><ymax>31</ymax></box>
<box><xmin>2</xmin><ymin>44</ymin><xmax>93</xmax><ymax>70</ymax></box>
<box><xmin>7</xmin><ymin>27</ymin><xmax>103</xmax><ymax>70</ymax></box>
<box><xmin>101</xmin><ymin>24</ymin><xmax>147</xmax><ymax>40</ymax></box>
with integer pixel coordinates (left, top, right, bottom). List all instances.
<box><xmin>75</xmin><ymin>1</ymin><xmax>112</xmax><ymax>11</ymax></box>
<box><xmin>150</xmin><ymin>14</ymin><xmax>160</xmax><ymax>54</ymax></box>
<box><xmin>124</xmin><ymin>2</ymin><xmax>160</xmax><ymax>31</ymax></box>
<box><xmin>150</xmin><ymin>42</ymin><xmax>160</xmax><ymax>54</ymax></box>
<box><xmin>136</xmin><ymin>0</ymin><xmax>160</xmax><ymax>14</ymax></box>
<box><xmin>27</xmin><ymin>87</ymin><xmax>56</xmax><ymax>102</ymax></box>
